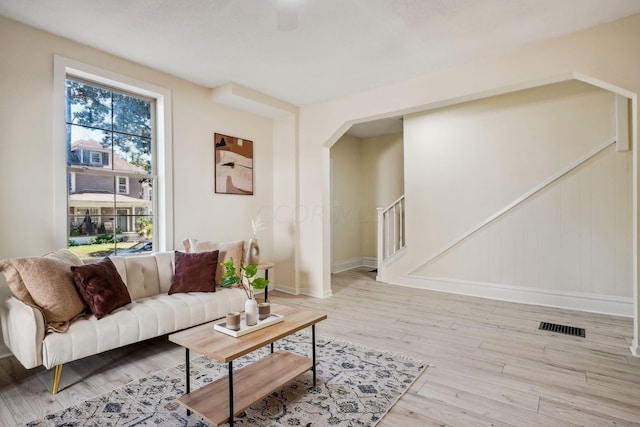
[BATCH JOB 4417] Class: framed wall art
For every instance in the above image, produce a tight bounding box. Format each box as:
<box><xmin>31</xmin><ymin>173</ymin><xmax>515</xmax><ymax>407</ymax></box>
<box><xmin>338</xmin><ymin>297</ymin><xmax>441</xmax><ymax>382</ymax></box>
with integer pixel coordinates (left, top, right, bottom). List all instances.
<box><xmin>214</xmin><ymin>133</ymin><xmax>254</xmax><ymax>195</ymax></box>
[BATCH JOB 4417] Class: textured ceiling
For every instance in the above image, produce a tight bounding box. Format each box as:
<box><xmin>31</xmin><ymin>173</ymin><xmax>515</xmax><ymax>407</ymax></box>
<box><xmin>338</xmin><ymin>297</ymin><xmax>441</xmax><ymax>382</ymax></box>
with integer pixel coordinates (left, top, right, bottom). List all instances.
<box><xmin>2</xmin><ymin>0</ymin><xmax>639</xmax><ymax>109</ymax></box>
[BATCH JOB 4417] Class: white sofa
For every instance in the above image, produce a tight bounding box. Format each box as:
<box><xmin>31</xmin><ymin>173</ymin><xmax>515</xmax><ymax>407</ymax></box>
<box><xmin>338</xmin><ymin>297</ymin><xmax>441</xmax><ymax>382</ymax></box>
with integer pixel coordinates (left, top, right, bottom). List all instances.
<box><xmin>0</xmin><ymin>251</ymin><xmax>248</xmax><ymax>394</ymax></box>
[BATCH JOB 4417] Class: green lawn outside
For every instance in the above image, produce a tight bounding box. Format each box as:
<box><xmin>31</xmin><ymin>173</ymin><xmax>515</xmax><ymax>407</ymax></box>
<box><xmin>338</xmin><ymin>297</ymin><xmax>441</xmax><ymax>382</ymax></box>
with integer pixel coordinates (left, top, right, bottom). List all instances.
<box><xmin>69</xmin><ymin>241</ymin><xmax>137</xmax><ymax>258</ymax></box>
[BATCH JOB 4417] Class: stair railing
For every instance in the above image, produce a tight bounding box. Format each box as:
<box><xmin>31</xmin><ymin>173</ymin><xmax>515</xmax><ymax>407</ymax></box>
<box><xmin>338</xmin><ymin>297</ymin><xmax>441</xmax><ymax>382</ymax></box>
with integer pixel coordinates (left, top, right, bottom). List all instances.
<box><xmin>377</xmin><ymin>195</ymin><xmax>406</xmax><ymax>271</ymax></box>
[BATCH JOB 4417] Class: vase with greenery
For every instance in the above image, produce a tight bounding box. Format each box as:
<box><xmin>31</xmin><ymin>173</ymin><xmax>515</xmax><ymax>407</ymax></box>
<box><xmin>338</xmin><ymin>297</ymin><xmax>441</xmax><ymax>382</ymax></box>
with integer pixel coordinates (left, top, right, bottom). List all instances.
<box><xmin>219</xmin><ymin>258</ymin><xmax>269</xmax><ymax>326</ymax></box>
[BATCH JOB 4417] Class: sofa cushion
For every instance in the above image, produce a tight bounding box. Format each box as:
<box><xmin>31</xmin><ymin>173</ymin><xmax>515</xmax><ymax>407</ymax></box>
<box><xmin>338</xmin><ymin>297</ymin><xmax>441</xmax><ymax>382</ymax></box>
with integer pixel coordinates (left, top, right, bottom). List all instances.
<box><xmin>183</xmin><ymin>238</ymin><xmax>244</xmax><ymax>284</ymax></box>
<box><xmin>71</xmin><ymin>258</ymin><xmax>132</xmax><ymax>320</ymax></box>
<box><xmin>169</xmin><ymin>250</ymin><xmax>218</xmax><ymax>294</ymax></box>
<box><xmin>0</xmin><ymin>249</ymin><xmax>86</xmax><ymax>332</ymax></box>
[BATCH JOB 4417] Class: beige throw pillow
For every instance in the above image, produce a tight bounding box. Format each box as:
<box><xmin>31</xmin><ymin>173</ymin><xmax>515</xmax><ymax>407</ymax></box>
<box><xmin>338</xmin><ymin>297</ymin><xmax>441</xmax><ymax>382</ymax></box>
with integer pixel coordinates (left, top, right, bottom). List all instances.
<box><xmin>0</xmin><ymin>249</ymin><xmax>87</xmax><ymax>332</ymax></box>
<box><xmin>184</xmin><ymin>238</ymin><xmax>244</xmax><ymax>284</ymax></box>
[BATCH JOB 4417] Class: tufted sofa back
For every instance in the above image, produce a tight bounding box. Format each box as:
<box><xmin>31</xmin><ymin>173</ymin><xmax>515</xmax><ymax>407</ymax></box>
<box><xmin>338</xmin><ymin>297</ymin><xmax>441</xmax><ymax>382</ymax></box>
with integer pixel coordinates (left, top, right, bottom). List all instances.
<box><xmin>107</xmin><ymin>252</ymin><xmax>175</xmax><ymax>300</ymax></box>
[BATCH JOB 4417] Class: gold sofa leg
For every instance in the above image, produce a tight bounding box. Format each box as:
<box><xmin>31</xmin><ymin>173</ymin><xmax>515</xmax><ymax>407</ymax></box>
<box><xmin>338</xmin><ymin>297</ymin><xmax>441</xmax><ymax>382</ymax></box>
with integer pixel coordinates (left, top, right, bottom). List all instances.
<box><xmin>52</xmin><ymin>364</ymin><xmax>63</xmax><ymax>395</ymax></box>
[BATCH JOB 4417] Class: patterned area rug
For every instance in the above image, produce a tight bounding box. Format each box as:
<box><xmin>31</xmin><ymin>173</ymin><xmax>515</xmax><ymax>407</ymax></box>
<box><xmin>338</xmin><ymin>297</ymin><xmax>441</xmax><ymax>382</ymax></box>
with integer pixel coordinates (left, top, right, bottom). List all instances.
<box><xmin>25</xmin><ymin>333</ymin><xmax>426</xmax><ymax>426</ymax></box>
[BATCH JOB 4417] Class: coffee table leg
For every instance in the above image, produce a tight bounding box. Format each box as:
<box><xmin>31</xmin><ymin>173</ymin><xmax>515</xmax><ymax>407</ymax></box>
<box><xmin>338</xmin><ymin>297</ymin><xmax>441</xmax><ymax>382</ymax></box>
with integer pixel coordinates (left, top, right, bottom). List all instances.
<box><xmin>229</xmin><ymin>361</ymin><xmax>234</xmax><ymax>426</ymax></box>
<box><xmin>185</xmin><ymin>348</ymin><xmax>191</xmax><ymax>416</ymax></box>
<box><xmin>312</xmin><ymin>324</ymin><xmax>317</xmax><ymax>387</ymax></box>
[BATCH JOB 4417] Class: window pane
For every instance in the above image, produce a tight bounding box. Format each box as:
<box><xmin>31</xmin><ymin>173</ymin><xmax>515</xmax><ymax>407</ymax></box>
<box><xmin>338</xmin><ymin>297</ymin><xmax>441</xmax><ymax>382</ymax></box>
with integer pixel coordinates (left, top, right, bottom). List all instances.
<box><xmin>112</xmin><ymin>134</ymin><xmax>152</xmax><ymax>175</ymax></box>
<box><xmin>67</xmin><ymin>172</ymin><xmax>154</xmax><ymax>258</ymax></box>
<box><xmin>68</xmin><ymin>126</ymin><xmax>111</xmax><ymax>168</ymax></box>
<box><xmin>65</xmin><ymin>79</ymin><xmax>112</xmax><ymax>131</ymax></box>
<box><xmin>113</xmin><ymin>92</ymin><xmax>151</xmax><ymax>138</ymax></box>
<box><xmin>67</xmin><ymin>130</ymin><xmax>151</xmax><ymax>175</ymax></box>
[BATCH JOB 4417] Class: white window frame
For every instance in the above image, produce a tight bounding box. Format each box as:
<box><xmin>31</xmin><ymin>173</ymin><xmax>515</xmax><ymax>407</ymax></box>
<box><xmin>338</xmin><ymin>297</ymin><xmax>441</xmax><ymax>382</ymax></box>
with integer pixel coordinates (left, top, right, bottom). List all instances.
<box><xmin>53</xmin><ymin>56</ymin><xmax>174</xmax><ymax>251</ymax></box>
<box><xmin>90</xmin><ymin>151</ymin><xmax>102</xmax><ymax>165</ymax></box>
<box><xmin>116</xmin><ymin>176</ymin><xmax>129</xmax><ymax>194</ymax></box>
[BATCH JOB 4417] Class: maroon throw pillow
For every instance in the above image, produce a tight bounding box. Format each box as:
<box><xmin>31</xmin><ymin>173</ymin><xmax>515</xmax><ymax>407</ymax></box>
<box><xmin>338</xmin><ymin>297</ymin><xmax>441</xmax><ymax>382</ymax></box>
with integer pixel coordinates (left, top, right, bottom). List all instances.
<box><xmin>169</xmin><ymin>250</ymin><xmax>218</xmax><ymax>295</ymax></box>
<box><xmin>71</xmin><ymin>258</ymin><xmax>131</xmax><ymax>319</ymax></box>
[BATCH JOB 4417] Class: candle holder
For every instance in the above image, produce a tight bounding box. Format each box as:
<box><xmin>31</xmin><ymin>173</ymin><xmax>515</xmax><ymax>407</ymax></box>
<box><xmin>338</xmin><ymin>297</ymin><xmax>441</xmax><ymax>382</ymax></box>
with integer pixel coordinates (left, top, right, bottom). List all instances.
<box><xmin>226</xmin><ymin>311</ymin><xmax>241</xmax><ymax>331</ymax></box>
<box><xmin>258</xmin><ymin>302</ymin><xmax>271</xmax><ymax>320</ymax></box>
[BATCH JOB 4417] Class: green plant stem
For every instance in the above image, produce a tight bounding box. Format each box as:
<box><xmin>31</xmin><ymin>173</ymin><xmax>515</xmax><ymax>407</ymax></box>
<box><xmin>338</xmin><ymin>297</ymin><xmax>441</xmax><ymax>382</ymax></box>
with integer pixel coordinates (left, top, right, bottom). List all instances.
<box><xmin>241</xmin><ymin>276</ymin><xmax>254</xmax><ymax>300</ymax></box>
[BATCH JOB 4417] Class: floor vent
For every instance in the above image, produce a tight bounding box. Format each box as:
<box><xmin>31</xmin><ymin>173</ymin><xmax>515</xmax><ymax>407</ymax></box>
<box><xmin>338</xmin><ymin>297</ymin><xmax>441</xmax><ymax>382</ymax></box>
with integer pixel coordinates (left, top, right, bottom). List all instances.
<box><xmin>538</xmin><ymin>322</ymin><xmax>585</xmax><ymax>338</ymax></box>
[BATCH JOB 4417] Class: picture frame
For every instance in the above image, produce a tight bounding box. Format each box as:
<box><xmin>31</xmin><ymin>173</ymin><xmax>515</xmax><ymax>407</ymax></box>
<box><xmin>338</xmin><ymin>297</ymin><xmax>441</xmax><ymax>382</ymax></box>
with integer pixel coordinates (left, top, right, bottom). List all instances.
<box><xmin>214</xmin><ymin>133</ymin><xmax>254</xmax><ymax>195</ymax></box>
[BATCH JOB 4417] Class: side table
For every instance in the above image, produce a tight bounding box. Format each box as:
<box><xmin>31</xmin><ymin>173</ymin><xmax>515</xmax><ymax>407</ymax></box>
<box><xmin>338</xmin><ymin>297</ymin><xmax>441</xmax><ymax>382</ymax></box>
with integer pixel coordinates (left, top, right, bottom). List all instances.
<box><xmin>256</xmin><ymin>262</ymin><xmax>274</xmax><ymax>301</ymax></box>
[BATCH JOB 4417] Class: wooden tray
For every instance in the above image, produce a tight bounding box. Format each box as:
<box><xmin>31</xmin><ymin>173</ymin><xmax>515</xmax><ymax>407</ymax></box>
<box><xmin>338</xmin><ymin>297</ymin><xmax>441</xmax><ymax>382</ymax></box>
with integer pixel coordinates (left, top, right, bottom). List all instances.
<box><xmin>214</xmin><ymin>313</ymin><xmax>284</xmax><ymax>337</ymax></box>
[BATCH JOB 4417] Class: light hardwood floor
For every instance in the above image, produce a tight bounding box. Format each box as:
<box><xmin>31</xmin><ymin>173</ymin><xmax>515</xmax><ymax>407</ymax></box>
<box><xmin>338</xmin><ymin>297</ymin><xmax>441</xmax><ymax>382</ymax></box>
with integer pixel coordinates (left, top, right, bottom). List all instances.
<box><xmin>1</xmin><ymin>268</ymin><xmax>639</xmax><ymax>426</ymax></box>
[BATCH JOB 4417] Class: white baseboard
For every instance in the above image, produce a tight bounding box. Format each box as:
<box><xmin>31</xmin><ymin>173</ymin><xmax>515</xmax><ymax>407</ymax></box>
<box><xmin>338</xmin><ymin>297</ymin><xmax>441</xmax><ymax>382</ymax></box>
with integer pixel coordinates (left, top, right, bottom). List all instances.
<box><xmin>362</xmin><ymin>257</ymin><xmax>377</xmax><ymax>269</ymax></box>
<box><xmin>273</xmin><ymin>284</ymin><xmax>299</xmax><ymax>295</ymax></box>
<box><xmin>332</xmin><ymin>258</ymin><xmax>363</xmax><ymax>273</ymax></box>
<box><xmin>631</xmin><ymin>339</ymin><xmax>640</xmax><ymax>358</ymax></box>
<box><xmin>397</xmin><ymin>275</ymin><xmax>633</xmax><ymax>317</ymax></box>
<box><xmin>302</xmin><ymin>288</ymin><xmax>333</xmax><ymax>299</ymax></box>
<box><xmin>332</xmin><ymin>257</ymin><xmax>377</xmax><ymax>273</ymax></box>
<box><xmin>275</xmin><ymin>284</ymin><xmax>332</xmax><ymax>298</ymax></box>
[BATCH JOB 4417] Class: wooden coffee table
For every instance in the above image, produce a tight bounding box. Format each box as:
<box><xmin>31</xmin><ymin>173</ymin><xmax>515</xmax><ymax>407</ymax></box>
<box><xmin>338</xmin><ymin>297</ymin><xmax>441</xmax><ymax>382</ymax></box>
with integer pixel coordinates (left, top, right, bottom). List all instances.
<box><xmin>168</xmin><ymin>304</ymin><xmax>327</xmax><ymax>426</ymax></box>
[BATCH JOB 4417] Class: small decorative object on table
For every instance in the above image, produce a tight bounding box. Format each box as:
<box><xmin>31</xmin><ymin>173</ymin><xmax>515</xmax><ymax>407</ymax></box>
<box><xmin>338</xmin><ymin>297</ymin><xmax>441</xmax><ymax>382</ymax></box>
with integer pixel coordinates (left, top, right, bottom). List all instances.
<box><xmin>245</xmin><ymin>298</ymin><xmax>258</xmax><ymax>325</ymax></box>
<box><xmin>226</xmin><ymin>312</ymin><xmax>241</xmax><ymax>331</ymax></box>
<box><xmin>214</xmin><ymin>312</ymin><xmax>284</xmax><ymax>337</ymax></box>
<box><xmin>245</xmin><ymin>214</ymin><xmax>265</xmax><ymax>266</ymax></box>
<box><xmin>258</xmin><ymin>302</ymin><xmax>270</xmax><ymax>320</ymax></box>
<box><xmin>219</xmin><ymin>258</ymin><xmax>269</xmax><ymax>326</ymax></box>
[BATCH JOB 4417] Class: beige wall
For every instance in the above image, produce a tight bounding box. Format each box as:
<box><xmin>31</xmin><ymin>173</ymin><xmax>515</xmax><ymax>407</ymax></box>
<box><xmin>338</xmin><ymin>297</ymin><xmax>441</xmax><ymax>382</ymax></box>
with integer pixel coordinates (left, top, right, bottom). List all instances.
<box><xmin>0</xmin><ymin>17</ymin><xmax>274</xmax><ymax>355</ymax></box>
<box><xmin>406</xmin><ymin>81</ymin><xmax>630</xmax><ymax>299</ymax></box>
<box><xmin>330</xmin><ymin>134</ymin><xmax>363</xmax><ymax>266</ymax></box>
<box><xmin>271</xmin><ymin>113</ymin><xmax>299</xmax><ymax>294</ymax></box>
<box><xmin>361</xmin><ymin>133</ymin><xmax>404</xmax><ymax>257</ymax></box>
<box><xmin>330</xmin><ymin>132</ymin><xmax>404</xmax><ymax>269</ymax></box>
<box><xmin>406</xmin><ymin>81</ymin><xmax>615</xmax><ymax>270</ymax></box>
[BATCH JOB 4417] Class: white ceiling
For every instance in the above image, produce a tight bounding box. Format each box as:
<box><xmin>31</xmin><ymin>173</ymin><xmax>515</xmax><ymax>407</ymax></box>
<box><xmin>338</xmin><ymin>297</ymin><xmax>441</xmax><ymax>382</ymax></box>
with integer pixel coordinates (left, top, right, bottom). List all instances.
<box><xmin>2</xmin><ymin>0</ymin><xmax>640</xmax><ymax>135</ymax></box>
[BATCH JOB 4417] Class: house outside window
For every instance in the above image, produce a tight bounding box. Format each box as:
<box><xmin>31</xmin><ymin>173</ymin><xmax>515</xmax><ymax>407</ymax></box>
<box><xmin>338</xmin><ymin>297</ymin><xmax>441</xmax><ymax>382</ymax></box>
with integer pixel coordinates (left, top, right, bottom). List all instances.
<box><xmin>65</xmin><ymin>77</ymin><xmax>155</xmax><ymax>256</ymax></box>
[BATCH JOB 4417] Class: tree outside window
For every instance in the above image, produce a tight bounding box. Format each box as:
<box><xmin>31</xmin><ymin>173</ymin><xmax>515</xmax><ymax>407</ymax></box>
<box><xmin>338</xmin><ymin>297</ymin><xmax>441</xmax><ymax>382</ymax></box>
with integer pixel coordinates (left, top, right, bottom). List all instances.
<box><xmin>65</xmin><ymin>78</ymin><xmax>155</xmax><ymax>257</ymax></box>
